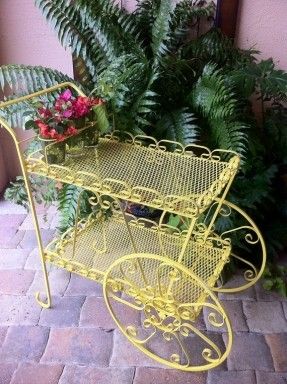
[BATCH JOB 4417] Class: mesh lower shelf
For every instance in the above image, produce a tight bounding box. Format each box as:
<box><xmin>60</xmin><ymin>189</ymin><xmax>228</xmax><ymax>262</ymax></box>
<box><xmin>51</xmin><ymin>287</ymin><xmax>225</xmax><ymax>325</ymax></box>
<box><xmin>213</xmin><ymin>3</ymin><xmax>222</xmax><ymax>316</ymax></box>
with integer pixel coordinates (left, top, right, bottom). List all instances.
<box><xmin>45</xmin><ymin>215</ymin><xmax>231</xmax><ymax>299</ymax></box>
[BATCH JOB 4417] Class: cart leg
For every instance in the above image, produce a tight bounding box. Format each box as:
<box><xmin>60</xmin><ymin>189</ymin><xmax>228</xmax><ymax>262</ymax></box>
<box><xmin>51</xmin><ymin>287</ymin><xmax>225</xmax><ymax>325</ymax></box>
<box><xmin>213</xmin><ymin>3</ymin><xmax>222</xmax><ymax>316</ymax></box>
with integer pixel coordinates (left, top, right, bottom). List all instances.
<box><xmin>24</xmin><ymin>175</ymin><xmax>52</xmax><ymax>308</ymax></box>
<box><xmin>10</xmin><ymin>135</ymin><xmax>52</xmax><ymax>308</ymax></box>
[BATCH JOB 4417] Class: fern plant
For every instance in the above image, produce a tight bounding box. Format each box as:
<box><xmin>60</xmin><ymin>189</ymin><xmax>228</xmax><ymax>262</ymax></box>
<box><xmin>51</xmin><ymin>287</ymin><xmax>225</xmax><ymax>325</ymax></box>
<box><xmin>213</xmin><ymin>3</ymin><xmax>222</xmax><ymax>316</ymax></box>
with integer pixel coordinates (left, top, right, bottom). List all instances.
<box><xmin>2</xmin><ymin>0</ymin><xmax>287</xmax><ymax>294</ymax></box>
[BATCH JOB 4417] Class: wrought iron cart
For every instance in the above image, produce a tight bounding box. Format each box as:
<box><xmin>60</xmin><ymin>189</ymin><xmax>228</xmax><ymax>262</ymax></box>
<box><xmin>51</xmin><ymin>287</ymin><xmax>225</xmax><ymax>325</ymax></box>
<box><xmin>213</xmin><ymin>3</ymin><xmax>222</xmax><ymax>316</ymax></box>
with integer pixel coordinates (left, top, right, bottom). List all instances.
<box><xmin>0</xmin><ymin>83</ymin><xmax>266</xmax><ymax>371</ymax></box>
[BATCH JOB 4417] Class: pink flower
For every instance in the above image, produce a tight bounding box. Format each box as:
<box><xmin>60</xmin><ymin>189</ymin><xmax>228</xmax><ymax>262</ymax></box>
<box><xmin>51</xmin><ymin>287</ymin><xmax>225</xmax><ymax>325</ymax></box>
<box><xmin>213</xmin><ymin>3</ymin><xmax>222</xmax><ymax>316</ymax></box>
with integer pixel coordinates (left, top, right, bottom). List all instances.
<box><xmin>59</xmin><ymin>89</ymin><xmax>72</xmax><ymax>102</ymax></box>
<box><xmin>62</xmin><ymin>109</ymin><xmax>73</xmax><ymax>118</ymax></box>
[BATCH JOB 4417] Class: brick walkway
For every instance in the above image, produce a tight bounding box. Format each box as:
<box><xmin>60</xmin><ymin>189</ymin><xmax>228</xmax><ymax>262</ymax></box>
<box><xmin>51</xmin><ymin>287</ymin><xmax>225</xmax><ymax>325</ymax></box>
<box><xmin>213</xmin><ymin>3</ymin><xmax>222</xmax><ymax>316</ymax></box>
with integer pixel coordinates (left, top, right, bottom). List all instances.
<box><xmin>0</xmin><ymin>200</ymin><xmax>287</xmax><ymax>384</ymax></box>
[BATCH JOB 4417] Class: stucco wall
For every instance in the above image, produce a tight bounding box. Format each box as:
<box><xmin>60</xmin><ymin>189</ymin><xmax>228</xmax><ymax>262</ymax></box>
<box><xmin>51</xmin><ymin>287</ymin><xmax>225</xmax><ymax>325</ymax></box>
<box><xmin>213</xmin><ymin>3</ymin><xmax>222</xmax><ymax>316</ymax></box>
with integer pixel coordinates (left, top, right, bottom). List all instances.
<box><xmin>0</xmin><ymin>0</ymin><xmax>74</xmax><ymax>191</ymax></box>
<box><xmin>0</xmin><ymin>0</ymin><xmax>286</xmax><ymax>192</ymax></box>
<box><xmin>236</xmin><ymin>0</ymin><xmax>287</xmax><ymax>70</ymax></box>
<box><xmin>0</xmin><ymin>0</ymin><xmax>73</xmax><ymax>73</ymax></box>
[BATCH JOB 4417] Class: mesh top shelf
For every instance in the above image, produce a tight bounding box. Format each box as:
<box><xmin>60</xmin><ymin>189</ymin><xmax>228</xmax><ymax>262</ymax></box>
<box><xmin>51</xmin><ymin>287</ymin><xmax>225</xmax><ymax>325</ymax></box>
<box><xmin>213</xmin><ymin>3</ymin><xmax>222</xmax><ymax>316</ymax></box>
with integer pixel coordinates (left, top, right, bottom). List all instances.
<box><xmin>26</xmin><ymin>133</ymin><xmax>240</xmax><ymax>218</ymax></box>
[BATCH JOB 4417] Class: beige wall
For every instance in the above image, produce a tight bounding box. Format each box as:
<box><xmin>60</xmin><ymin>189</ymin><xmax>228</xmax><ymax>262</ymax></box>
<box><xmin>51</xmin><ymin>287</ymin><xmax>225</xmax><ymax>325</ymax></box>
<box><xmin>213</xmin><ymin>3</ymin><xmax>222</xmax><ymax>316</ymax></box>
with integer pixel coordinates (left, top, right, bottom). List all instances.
<box><xmin>0</xmin><ymin>0</ymin><xmax>73</xmax><ymax>72</ymax></box>
<box><xmin>236</xmin><ymin>0</ymin><xmax>287</xmax><ymax>70</ymax></box>
<box><xmin>0</xmin><ymin>0</ymin><xmax>74</xmax><ymax>192</ymax></box>
<box><xmin>0</xmin><ymin>0</ymin><xmax>286</xmax><ymax>192</ymax></box>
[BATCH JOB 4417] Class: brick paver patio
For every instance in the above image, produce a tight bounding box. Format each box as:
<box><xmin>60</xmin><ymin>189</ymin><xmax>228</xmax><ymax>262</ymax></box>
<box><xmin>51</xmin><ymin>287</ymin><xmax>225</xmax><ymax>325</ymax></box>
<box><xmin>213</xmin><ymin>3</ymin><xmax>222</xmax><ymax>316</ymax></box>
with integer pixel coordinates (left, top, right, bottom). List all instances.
<box><xmin>0</xmin><ymin>200</ymin><xmax>287</xmax><ymax>384</ymax></box>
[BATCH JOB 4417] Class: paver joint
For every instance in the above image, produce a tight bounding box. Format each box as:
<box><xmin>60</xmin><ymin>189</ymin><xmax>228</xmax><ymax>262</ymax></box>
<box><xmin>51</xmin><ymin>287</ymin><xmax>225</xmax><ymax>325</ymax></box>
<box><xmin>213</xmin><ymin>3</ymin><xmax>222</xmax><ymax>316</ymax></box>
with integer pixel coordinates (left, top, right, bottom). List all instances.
<box><xmin>0</xmin><ymin>200</ymin><xmax>286</xmax><ymax>384</ymax></box>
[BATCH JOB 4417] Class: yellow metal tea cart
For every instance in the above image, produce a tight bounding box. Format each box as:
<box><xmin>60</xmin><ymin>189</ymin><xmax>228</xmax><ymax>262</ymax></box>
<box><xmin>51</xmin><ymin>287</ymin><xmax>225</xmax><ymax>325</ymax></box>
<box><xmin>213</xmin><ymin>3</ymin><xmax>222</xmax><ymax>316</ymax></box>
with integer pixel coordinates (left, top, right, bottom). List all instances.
<box><xmin>0</xmin><ymin>83</ymin><xmax>266</xmax><ymax>371</ymax></box>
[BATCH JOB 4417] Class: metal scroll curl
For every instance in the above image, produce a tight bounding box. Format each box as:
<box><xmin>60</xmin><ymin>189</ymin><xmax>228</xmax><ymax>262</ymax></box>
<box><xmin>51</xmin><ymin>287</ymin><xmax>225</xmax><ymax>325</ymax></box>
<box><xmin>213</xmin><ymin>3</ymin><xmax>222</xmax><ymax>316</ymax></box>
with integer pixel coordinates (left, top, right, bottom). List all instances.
<box><xmin>211</xmin><ymin>199</ymin><xmax>267</xmax><ymax>293</ymax></box>
<box><xmin>103</xmin><ymin>253</ymin><xmax>232</xmax><ymax>371</ymax></box>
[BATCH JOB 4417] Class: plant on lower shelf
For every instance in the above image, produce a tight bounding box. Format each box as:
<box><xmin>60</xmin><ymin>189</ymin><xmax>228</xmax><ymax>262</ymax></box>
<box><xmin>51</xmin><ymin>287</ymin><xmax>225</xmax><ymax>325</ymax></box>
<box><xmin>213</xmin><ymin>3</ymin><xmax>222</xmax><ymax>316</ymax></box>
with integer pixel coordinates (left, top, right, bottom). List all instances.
<box><xmin>1</xmin><ymin>0</ymin><xmax>287</xmax><ymax>294</ymax></box>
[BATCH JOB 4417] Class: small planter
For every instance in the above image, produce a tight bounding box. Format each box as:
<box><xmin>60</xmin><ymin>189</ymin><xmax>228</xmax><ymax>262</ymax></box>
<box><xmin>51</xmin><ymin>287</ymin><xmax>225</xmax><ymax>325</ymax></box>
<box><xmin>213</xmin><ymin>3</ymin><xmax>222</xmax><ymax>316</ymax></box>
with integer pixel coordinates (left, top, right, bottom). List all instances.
<box><xmin>39</xmin><ymin>136</ymin><xmax>66</xmax><ymax>165</ymax></box>
<box><xmin>83</xmin><ymin>125</ymin><xmax>100</xmax><ymax>147</ymax></box>
<box><xmin>66</xmin><ymin>126</ymin><xmax>100</xmax><ymax>158</ymax></box>
<box><xmin>66</xmin><ymin>134</ymin><xmax>85</xmax><ymax>158</ymax></box>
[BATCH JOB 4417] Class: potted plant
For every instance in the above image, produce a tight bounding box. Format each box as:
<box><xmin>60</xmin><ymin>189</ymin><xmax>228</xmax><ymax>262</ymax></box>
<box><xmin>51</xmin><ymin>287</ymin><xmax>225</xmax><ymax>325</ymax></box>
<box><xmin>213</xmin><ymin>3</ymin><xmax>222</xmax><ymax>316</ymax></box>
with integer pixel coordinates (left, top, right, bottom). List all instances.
<box><xmin>25</xmin><ymin>89</ymin><xmax>107</xmax><ymax>163</ymax></box>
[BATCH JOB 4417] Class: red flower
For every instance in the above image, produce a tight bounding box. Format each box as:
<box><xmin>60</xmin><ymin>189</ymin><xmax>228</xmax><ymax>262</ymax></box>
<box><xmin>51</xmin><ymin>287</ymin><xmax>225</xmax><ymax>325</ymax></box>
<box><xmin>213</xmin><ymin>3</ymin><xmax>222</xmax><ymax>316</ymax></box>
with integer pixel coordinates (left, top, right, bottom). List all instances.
<box><xmin>38</xmin><ymin>107</ymin><xmax>52</xmax><ymax>118</ymax></box>
<box><xmin>72</xmin><ymin>96</ymin><xmax>91</xmax><ymax>118</ymax></box>
<box><xmin>49</xmin><ymin>129</ymin><xmax>58</xmax><ymax>139</ymax></box>
<box><xmin>66</xmin><ymin>125</ymin><xmax>78</xmax><ymax>136</ymax></box>
<box><xmin>90</xmin><ymin>97</ymin><xmax>104</xmax><ymax>106</ymax></box>
<box><xmin>36</xmin><ymin>120</ymin><xmax>50</xmax><ymax>138</ymax></box>
<box><xmin>56</xmin><ymin>134</ymin><xmax>65</xmax><ymax>142</ymax></box>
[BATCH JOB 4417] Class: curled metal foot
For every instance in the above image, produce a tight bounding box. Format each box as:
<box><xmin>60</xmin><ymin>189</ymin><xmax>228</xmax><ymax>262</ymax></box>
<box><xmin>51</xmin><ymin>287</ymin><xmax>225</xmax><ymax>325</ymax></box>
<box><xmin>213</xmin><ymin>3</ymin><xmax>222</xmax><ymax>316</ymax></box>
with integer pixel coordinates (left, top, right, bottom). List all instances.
<box><xmin>35</xmin><ymin>291</ymin><xmax>51</xmax><ymax>309</ymax></box>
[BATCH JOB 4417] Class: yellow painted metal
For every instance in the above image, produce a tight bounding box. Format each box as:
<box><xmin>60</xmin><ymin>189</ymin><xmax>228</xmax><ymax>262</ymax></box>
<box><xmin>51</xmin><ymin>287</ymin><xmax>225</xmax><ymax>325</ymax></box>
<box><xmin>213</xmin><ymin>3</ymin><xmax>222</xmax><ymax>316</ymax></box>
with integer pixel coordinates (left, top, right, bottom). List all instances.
<box><xmin>25</xmin><ymin>131</ymin><xmax>240</xmax><ymax>219</ymax></box>
<box><xmin>0</xmin><ymin>82</ymin><xmax>266</xmax><ymax>371</ymax></box>
<box><xmin>211</xmin><ymin>199</ymin><xmax>267</xmax><ymax>293</ymax></box>
<box><xmin>103</xmin><ymin>253</ymin><xmax>233</xmax><ymax>371</ymax></box>
<box><xmin>44</xmin><ymin>208</ymin><xmax>231</xmax><ymax>288</ymax></box>
<box><xmin>0</xmin><ymin>82</ymin><xmax>85</xmax><ymax>308</ymax></box>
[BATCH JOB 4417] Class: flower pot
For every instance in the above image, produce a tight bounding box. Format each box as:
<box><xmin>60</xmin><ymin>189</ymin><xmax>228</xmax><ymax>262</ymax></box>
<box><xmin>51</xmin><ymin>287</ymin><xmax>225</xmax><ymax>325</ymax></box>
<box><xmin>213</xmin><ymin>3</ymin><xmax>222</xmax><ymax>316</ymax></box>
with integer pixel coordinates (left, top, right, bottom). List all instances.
<box><xmin>66</xmin><ymin>126</ymin><xmax>100</xmax><ymax>157</ymax></box>
<box><xmin>38</xmin><ymin>136</ymin><xmax>66</xmax><ymax>165</ymax></box>
<box><xmin>66</xmin><ymin>134</ymin><xmax>85</xmax><ymax>158</ymax></box>
<box><xmin>83</xmin><ymin>125</ymin><xmax>100</xmax><ymax>147</ymax></box>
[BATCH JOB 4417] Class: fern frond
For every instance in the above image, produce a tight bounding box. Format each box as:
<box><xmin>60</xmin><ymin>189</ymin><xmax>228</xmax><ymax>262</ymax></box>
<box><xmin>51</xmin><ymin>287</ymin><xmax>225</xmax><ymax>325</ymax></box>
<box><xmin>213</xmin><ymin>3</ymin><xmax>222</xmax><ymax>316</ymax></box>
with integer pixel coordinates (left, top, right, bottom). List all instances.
<box><xmin>35</xmin><ymin>0</ymin><xmax>100</xmax><ymax>85</ymax></box>
<box><xmin>74</xmin><ymin>0</ymin><xmax>144</xmax><ymax>61</ymax></box>
<box><xmin>0</xmin><ymin>64</ymin><xmax>72</xmax><ymax>95</ymax></box>
<box><xmin>151</xmin><ymin>0</ymin><xmax>175</xmax><ymax>62</ymax></box>
<box><xmin>0</xmin><ymin>64</ymin><xmax>73</xmax><ymax>128</ymax></box>
<box><xmin>170</xmin><ymin>1</ymin><xmax>215</xmax><ymax>47</ymax></box>
<box><xmin>57</xmin><ymin>184</ymin><xmax>82</xmax><ymax>232</ymax></box>
<box><xmin>155</xmin><ymin>108</ymin><xmax>199</xmax><ymax>145</ymax></box>
<box><xmin>189</xmin><ymin>63</ymin><xmax>248</xmax><ymax>155</ymax></box>
<box><xmin>96</xmin><ymin>54</ymin><xmax>148</xmax><ymax>111</ymax></box>
<box><xmin>189</xmin><ymin>63</ymin><xmax>237</xmax><ymax>120</ymax></box>
<box><xmin>132</xmin><ymin>73</ymin><xmax>159</xmax><ymax>127</ymax></box>
<box><xmin>210</xmin><ymin>119</ymin><xmax>248</xmax><ymax>156</ymax></box>
<box><xmin>184</xmin><ymin>28</ymin><xmax>250</xmax><ymax>69</ymax></box>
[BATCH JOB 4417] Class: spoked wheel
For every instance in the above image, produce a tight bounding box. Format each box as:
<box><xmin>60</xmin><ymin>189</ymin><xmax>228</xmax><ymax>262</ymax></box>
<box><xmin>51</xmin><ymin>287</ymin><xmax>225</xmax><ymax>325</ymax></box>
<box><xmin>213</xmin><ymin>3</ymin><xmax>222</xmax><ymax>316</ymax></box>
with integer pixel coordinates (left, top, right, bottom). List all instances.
<box><xmin>103</xmin><ymin>253</ymin><xmax>232</xmax><ymax>372</ymax></box>
<box><xmin>211</xmin><ymin>200</ymin><xmax>267</xmax><ymax>294</ymax></box>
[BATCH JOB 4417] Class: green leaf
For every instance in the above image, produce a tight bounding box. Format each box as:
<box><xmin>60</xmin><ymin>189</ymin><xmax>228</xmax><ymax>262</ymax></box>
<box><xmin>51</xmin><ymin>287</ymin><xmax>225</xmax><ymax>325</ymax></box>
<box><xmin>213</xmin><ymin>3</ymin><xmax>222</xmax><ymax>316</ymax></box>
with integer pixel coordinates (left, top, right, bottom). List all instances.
<box><xmin>151</xmin><ymin>0</ymin><xmax>175</xmax><ymax>62</ymax></box>
<box><xmin>25</xmin><ymin>120</ymin><xmax>38</xmax><ymax>130</ymax></box>
<box><xmin>155</xmin><ymin>108</ymin><xmax>199</xmax><ymax>146</ymax></box>
<box><xmin>93</xmin><ymin>104</ymin><xmax>110</xmax><ymax>133</ymax></box>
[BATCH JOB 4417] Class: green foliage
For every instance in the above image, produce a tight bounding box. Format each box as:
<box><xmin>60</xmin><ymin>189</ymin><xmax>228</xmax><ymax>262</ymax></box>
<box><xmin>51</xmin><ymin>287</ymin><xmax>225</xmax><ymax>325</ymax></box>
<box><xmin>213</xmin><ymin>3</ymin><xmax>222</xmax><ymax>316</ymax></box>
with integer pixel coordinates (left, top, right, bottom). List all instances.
<box><xmin>230</xmin><ymin>58</ymin><xmax>287</xmax><ymax>101</ymax></box>
<box><xmin>57</xmin><ymin>184</ymin><xmax>80</xmax><ymax>232</ymax></box>
<box><xmin>0</xmin><ymin>64</ymin><xmax>73</xmax><ymax>96</ymax></box>
<box><xmin>4</xmin><ymin>176</ymin><xmax>58</xmax><ymax>210</ymax></box>
<box><xmin>2</xmin><ymin>1</ymin><xmax>287</xmax><ymax>295</ymax></box>
<box><xmin>151</xmin><ymin>0</ymin><xmax>174</xmax><ymax>62</ymax></box>
<box><xmin>264</xmin><ymin>265</ymin><xmax>287</xmax><ymax>296</ymax></box>
<box><xmin>189</xmin><ymin>64</ymin><xmax>248</xmax><ymax>155</ymax></box>
<box><xmin>155</xmin><ymin>108</ymin><xmax>199</xmax><ymax>145</ymax></box>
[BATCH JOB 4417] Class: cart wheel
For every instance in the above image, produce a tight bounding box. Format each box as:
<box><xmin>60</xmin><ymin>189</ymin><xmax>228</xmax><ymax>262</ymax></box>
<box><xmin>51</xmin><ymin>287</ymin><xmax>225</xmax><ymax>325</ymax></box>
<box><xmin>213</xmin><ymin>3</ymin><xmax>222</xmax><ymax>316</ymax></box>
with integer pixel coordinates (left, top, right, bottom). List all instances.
<box><xmin>212</xmin><ymin>200</ymin><xmax>267</xmax><ymax>293</ymax></box>
<box><xmin>103</xmin><ymin>253</ymin><xmax>232</xmax><ymax>372</ymax></box>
